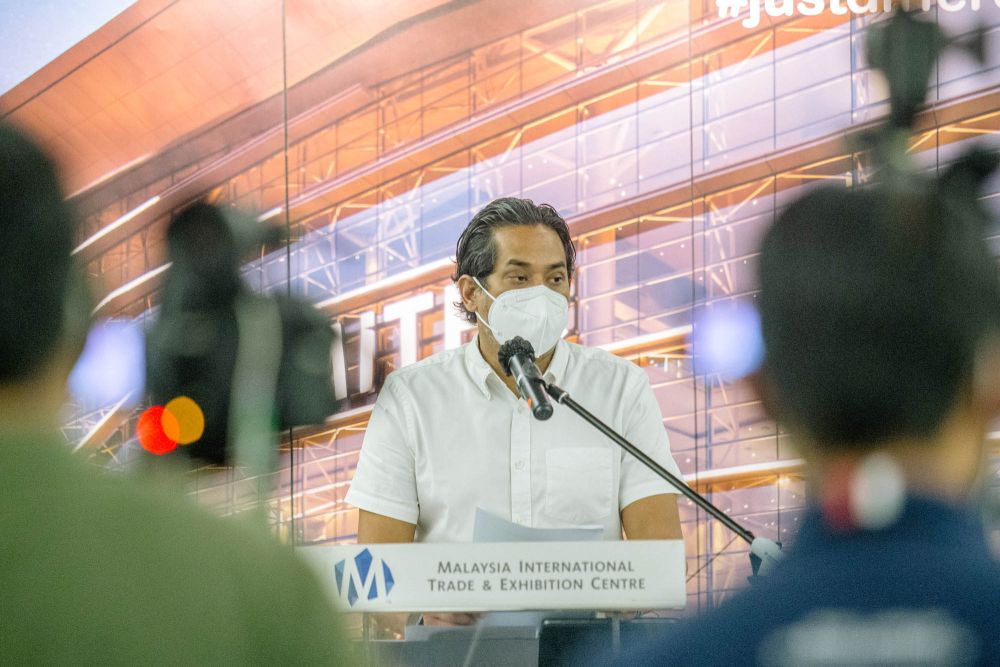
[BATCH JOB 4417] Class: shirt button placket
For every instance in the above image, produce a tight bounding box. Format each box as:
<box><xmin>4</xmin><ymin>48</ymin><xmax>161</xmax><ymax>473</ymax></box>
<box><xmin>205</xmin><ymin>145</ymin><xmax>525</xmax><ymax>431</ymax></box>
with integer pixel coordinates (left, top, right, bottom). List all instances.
<box><xmin>510</xmin><ymin>402</ymin><xmax>532</xmax><ymax>526</ymax></box>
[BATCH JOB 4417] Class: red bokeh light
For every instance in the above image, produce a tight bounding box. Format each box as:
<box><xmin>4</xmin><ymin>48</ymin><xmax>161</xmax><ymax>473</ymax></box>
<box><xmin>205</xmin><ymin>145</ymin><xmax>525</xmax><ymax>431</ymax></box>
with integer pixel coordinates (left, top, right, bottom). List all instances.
<box><xmin>137</xmin><ymin>406</ymin><xmax>177</xmax><ymax>455</ymax></box>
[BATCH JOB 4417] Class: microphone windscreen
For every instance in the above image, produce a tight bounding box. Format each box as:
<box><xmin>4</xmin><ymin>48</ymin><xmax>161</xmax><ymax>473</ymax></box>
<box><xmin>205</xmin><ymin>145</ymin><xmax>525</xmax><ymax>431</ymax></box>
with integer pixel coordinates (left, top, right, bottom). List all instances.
<box><xmin>497</xmin><ymin>336</ymin><xmax>535</xmax><ymax>376</ymax></box>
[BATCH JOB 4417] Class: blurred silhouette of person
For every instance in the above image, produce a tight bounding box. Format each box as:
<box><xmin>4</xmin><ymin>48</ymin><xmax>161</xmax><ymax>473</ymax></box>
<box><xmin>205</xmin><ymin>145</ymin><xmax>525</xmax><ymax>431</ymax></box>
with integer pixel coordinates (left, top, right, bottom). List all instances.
<box><xmin>617</xmin><ymin>153</ymin><xmax>1000</xmax><ymax>665</ymax></box>
<box><xmin>0</xmin><ymin>122</ymin><xmax>352</xmax><ymax>664</ymax></box>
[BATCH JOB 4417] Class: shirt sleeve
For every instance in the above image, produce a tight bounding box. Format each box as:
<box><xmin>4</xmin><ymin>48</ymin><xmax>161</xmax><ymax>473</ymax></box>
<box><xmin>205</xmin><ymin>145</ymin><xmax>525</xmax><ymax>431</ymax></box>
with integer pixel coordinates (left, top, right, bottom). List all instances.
<box><xmin>618</xmin><ymin>367</ymin><xmax>685</xmax><ymax>510</ymax></box>
<box><xmin>345</xmin><ymin>377</ymin><xmax>420</xmax><ymax>525</ymax></box>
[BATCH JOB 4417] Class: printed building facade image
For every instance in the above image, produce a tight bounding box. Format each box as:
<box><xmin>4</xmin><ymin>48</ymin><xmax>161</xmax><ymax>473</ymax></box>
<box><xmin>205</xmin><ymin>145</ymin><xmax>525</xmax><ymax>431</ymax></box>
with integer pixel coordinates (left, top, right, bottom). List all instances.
<box><xmin>5</xmin><ymin>0</ymin><xmax>998</xmax><ymax>612</ymax></box>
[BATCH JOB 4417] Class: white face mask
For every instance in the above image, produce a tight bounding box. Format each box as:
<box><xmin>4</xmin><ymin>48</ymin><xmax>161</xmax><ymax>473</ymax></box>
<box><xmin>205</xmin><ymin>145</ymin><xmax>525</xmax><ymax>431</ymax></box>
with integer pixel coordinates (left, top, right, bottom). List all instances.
<box><xmin>473</xmin><ymin>277</ymin><xmax>569</xmax><ymax>356</ymax></box>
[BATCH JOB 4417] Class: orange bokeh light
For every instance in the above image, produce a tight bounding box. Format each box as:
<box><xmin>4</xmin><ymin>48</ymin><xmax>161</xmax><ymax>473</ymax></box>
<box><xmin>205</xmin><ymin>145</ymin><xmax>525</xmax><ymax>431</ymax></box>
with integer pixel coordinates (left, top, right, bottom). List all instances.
<box><xmin>162</xmin><ymin>396</ymin><xmax>205</xmax><ymax>445</ymax></box>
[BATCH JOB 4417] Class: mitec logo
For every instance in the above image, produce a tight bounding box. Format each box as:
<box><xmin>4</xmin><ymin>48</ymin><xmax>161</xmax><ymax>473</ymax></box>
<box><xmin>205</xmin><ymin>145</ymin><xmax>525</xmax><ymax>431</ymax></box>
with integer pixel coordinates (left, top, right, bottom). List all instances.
<box><xmin>334</xmin><ymin>548</ymin><xmax>395</xmax><ymax>606</ymax></box>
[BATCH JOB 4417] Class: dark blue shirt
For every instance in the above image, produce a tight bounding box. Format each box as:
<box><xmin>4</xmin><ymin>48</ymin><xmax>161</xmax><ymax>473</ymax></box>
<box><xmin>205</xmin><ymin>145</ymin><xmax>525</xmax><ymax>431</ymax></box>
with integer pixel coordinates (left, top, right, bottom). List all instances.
<box><xmin>618</xmin><ymin>496</ymin><xmax>1000</xmax><ymax>666</ymax></box>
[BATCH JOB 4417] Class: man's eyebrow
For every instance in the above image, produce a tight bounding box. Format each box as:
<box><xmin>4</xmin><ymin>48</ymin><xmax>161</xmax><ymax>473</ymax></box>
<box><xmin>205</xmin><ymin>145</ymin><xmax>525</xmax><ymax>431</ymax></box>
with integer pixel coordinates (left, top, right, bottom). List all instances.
<box><xmin>503</xmin><ymin>259</ymin><xmax>567</xmax><ymax>270</ymax></box>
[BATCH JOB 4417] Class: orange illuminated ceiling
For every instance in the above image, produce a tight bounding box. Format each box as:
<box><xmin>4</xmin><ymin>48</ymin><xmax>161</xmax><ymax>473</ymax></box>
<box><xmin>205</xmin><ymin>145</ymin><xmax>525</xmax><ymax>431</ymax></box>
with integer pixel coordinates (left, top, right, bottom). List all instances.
<box><xmin>0</xmin><ymin>0</ymin><xmax>452</xmax><ymax>194</ymax></box>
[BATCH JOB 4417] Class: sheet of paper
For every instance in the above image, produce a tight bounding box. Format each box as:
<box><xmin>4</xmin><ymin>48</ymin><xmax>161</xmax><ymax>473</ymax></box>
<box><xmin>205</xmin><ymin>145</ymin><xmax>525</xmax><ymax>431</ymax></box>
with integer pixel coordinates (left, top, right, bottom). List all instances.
<box><xmin>472</xmin><ymin>507</ymin><xmax>603</xmax><ymax>542</ymax></box>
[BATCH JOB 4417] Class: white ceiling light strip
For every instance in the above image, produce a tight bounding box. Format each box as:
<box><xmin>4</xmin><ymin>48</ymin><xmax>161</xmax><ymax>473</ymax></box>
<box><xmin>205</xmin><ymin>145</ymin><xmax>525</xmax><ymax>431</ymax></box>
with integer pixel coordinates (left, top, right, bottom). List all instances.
<box><xmin>73</xmin><ymin>195</ymin><xmax>161</xmax><ymax>256</ymax></box>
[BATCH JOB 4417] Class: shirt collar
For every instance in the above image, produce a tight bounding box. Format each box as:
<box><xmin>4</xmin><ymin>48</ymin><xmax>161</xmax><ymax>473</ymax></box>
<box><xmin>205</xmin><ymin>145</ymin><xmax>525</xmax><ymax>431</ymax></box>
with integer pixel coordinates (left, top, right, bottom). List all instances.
<box><xmin>542</xmin><ymin>338</ymin><xmax>570</xmax><ymax>386</ymax></box>
<box><xmin>464</xmin><ymin>335</ymin><xmax>571</xmax><ymax>400</ymax></box>
<box><xmin>464</xmin><ymin>335</ymin><xmax>495</xmax><ymax>399</ymax></box>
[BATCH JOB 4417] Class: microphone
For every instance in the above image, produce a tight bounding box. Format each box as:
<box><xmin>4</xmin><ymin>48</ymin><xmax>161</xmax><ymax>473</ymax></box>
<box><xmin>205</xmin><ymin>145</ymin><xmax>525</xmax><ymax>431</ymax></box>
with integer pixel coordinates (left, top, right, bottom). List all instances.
<box><xmin>497</xmin><ymin>337</ymin><xmax>554</xmax><ymax>420</ymax></box>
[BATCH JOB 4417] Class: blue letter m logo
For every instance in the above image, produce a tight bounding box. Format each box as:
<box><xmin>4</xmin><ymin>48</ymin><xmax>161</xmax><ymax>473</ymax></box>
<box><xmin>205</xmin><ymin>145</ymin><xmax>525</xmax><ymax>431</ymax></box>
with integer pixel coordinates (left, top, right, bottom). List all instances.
<box><xmin>334</xmin><ymin>548</ymin><xmax>395</xmax><ymax>607</ymax></box>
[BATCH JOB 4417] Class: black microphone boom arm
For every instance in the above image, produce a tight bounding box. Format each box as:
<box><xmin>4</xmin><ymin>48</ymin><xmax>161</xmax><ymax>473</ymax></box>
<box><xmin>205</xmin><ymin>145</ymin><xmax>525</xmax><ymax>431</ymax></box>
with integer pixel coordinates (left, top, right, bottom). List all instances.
<box><xmin>543</xmin><ymin>382</ymin><xmax>781</xmax><ymax>578</ymax></box>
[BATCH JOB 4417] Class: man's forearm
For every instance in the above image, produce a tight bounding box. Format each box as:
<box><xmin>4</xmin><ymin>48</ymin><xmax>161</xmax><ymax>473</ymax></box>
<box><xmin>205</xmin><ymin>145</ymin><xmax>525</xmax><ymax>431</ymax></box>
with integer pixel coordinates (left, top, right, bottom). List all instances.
<box><xmin>621</xmin><ymin>494</ymin><xmax>683</xmax><ymax>540</ymax></box>
<box><xmin>357</xmin><ymin>509</ymin><xmax>417</xmax><ymax>543</ymax></box>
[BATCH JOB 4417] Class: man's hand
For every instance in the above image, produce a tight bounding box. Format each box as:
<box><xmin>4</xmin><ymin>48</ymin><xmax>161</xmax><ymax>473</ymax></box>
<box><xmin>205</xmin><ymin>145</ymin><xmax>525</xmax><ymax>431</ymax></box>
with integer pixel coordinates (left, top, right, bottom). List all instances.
<box><xmin>423</xmin><ymin>613</ymin><xmax>483</xmax><ymax>626</ymax></box>
<box><xmin>369</xmin><ymin>613</ymin><xmax>409</xmax><ymax>639</ymax></box>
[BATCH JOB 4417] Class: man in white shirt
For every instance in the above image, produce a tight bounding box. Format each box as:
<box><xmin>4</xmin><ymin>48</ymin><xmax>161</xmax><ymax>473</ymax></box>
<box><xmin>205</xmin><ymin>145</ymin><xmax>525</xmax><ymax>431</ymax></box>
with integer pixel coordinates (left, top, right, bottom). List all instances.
<box><xmin>346</xmin><ymin>198</ymin><xmax>683</xmax><ymax>621</ymax></box>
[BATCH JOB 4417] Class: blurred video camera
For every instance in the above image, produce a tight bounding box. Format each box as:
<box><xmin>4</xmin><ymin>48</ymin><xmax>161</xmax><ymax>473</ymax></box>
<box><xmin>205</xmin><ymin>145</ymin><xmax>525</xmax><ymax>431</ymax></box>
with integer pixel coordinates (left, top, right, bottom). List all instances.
<box><xmin>859</xmin><ymin>10</ymin><xmax>994</xmax><ymax>190</ymax></box>
<box><xmin>145</xmin><ymin>201</ymin><xmax>336</xmax><ymax>466</ymax></box>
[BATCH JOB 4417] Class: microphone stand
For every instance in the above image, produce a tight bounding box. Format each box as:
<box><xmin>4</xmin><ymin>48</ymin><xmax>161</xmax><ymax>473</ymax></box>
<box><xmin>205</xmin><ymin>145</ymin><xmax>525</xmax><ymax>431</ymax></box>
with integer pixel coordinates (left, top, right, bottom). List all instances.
<box><xmin>542</xmin><ymin>382</ymin><xmax>782</xmax><ymax>580</ymax></box>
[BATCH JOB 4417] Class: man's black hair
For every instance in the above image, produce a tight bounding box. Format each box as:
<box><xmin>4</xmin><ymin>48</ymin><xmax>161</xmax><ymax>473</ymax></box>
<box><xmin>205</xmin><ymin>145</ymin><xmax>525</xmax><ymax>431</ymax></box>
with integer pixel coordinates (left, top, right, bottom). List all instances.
<box><xmin>0</xmin><ymin>123</ymin><xmax>77</xmax><ymax>382</ymax></box>
<box><xmin>758</xmin><ymin>165</ymin><xmax>1000</xmax><ymax>449</ymax></box>
<box><xmin>452</xmin><ymin>197</ymin><xmax>576</xmax><ymax>324</ymax></box>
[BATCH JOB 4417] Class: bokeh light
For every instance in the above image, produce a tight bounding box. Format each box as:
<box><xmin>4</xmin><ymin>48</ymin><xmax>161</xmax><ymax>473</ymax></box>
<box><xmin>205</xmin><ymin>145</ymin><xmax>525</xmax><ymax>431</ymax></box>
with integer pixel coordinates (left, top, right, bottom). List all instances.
<box><xmin>137</xmin><ymin>406</ymin><xmax>177</xmax><ymax>455</ymax></box>
<box><xmin>68</xmin><ymin>318</ymin><xmax>145</xmax><ymax>410</ymax></box>
<box><xmin>162</xmin><ymin>396</ymin><xmax>205</xmax><ymax>445</ymax></box>
<box><xmin>691</xmin><ymin>301</ymin><xmax>765</xmax><ymax>380</ymax></box>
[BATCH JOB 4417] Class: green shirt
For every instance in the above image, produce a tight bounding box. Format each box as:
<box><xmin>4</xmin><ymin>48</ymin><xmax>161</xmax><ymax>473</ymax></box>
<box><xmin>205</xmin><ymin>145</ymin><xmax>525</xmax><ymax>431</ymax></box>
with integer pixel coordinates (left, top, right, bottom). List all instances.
<box><xmin>0</xmin><ymin>435</ymin><xmax>353</xmax><ymax>665</ymax></box>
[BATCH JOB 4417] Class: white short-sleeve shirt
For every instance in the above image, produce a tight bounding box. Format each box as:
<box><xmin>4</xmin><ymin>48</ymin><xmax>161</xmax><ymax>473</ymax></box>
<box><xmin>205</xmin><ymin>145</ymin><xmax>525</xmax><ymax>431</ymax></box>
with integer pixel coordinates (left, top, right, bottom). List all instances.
<box><xmin>345</xmin><ymin>337</ymin><xmax>683</xmax><ymax>543</ymax></box>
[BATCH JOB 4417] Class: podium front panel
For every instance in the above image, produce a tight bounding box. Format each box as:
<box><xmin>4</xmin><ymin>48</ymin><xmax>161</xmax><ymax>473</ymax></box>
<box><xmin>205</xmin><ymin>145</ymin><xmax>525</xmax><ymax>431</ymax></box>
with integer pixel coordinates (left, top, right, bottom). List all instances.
<box><xmin>299</xmin><ymin>540</ymin><xmax>685</xmax><ymax>612</ymax></box>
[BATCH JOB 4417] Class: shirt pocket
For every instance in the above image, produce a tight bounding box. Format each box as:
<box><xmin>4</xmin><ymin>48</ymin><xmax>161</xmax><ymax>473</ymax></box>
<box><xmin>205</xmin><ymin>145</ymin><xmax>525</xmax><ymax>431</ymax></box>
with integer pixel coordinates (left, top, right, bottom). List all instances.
<box><xmin>544</xmin><ymin>447</ymin><xmax>614</xmax><ymax>525</ymax></box>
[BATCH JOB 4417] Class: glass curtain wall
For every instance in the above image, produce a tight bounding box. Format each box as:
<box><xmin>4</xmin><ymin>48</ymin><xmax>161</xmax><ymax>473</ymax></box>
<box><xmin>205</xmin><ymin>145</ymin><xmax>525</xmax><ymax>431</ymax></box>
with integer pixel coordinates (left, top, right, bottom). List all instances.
<box><xmin>36</xmin><ymin>0</ymin><xmax>1000</xmax><ymax>614</ymax></box>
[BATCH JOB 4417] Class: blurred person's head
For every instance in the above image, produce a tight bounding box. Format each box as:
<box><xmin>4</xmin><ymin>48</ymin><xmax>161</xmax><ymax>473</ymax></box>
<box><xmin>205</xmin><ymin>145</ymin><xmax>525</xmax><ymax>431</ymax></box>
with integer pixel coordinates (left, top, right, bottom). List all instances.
<box><xmin>0</xmin><ymin>123</ymin><xmax>87</xmax><ymax>430</ymax></box>
<box><xmin>454</xmin><ymin>197</ymin><xmax>574</xmax><ymax>363</ymax></box>
<box><xmin>757</xmin><ymin>157</ymin><xmax>1000</xmax><ymax>501</ymax></box>
<box><xmin>161</xmin><ymin>201</ymin><xmax>242</xmax><ymax>310</ymax></box>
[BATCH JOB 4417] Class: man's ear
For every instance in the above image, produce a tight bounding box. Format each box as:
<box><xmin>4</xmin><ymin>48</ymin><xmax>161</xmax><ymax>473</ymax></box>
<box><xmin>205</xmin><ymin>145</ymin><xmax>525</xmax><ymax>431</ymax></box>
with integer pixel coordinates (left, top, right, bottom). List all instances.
<box><xmin>456</xmin><ymin>275</ymin><xmax>482</xmax><ymax>319</ymax></box>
